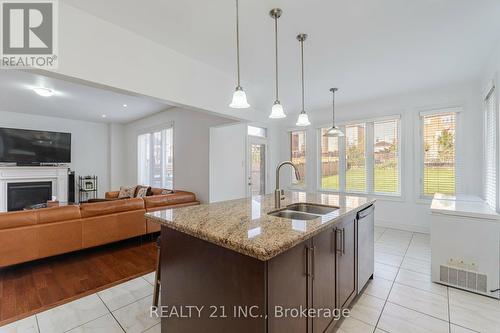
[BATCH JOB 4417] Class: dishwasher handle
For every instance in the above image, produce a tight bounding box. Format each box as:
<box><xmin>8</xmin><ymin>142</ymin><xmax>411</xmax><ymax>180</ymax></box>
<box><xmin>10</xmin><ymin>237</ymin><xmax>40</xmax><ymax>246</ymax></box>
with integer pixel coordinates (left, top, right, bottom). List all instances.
<box><xmin>357</xmin><ymin>205</ymin><xmax>374</xmax><ymax>219</ymax></box>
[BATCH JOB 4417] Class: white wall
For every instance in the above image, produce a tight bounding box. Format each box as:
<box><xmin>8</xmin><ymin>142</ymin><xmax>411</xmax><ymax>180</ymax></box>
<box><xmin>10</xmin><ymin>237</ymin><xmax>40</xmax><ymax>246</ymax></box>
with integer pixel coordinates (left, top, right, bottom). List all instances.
<box><xmin>125</xmin><ymin>107</ymin><xmax>233</xmax><ymax>203</ymax></box>
<box><xmin>275</xmin><ymin>82</ymin><xmax>483</xmax><ymax>233</ymax></box>
<box><xmin>108</xmin><ymin>123</ymin><xmax>128</xmax><ymax>189</ymax></box>
<box><xmin>209</xmin><ymin>123</ymin><xmax>247</xmax><ymax>202</ymax></box>
<box><xmin>0</xmin><ymin>110</ymin><xmax>110</xmax><ymax>196</ymax></box>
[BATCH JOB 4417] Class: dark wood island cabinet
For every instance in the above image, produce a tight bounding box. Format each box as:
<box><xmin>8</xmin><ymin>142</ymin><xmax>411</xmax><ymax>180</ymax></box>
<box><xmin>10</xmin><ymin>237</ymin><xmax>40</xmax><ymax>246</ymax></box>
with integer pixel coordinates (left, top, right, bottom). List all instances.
<box><xmin>146</xmin><ymin>192</ymin><xmax>374</xmax><ymax>333</ymax></box>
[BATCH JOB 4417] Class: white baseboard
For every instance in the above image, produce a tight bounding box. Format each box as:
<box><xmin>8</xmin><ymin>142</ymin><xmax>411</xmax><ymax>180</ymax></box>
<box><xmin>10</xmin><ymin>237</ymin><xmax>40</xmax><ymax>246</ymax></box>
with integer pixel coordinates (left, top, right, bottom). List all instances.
<box><xmin>375</xmin><ymin>218</ymin><xmax>429</xmax><ymax>234</ymax></box>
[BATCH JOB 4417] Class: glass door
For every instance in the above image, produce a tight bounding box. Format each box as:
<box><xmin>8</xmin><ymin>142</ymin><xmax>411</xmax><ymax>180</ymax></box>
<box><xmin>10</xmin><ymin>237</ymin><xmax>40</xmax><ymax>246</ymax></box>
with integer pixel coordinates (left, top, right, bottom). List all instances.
<box><xmin>249</xmin><ymin>143</ymin><xmax>266</xmax><ymax>196</ymax></box>
<box><xmin>138</xmin><ymin>127</ymin><xmax>173</xmax><ymax>189</ymax></box>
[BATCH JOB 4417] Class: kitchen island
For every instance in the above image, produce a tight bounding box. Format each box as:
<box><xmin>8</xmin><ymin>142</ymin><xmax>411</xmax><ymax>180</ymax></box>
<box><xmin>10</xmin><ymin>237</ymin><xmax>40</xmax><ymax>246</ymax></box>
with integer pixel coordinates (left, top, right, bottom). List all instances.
<box><xmin>145</xmin><ymin>191</ymin><xmax>375</xmax><ymax>333</ymax></box>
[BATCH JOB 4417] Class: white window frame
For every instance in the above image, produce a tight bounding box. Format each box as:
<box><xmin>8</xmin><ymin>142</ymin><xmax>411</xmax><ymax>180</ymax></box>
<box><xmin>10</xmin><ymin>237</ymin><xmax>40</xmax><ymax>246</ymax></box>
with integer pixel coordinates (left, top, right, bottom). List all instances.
<box><xmin>247</xmin><ymin>125</ymin><xmax>267</xmax><ymax>139</ymax></box>
<box><xmin>417</xmin><ymin>107</ymin><xmax>461</xmax><ymax>200</ymax></box>
<box><xmin>483</xmin><ymin>79</ymin><xmax>499</xmax><ymax>211</ymax></box>
<box><xmin>137</xmin><ymin>123</ymin><xmax>174</xmax><ymax>189</ymax></box>
<box><xmin>316</xmin><ymin>115</ymin><xmax>402</xmax><ymax>198</ymax></box>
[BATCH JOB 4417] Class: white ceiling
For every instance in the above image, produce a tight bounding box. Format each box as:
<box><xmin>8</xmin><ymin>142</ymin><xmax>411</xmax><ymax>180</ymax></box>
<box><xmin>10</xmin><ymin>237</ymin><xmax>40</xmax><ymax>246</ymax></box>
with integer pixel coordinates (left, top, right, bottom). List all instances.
<box><xmin>0</xmin><ymin>70</ymin><xmax>170</xmax><ymax>123</ymax></box>
<box><xmin>64</xmin><ymin>0</ymin><xmax>500</xmax><ymax>114</ymax></box>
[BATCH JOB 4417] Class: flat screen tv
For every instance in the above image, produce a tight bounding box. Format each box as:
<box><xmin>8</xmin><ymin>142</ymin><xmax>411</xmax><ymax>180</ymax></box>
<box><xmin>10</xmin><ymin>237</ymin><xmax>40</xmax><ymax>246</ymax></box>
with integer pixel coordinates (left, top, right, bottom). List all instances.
<box><xmin>0</xmin><ymin>127</ymin><xmax>71</xmax><ymax>164</ymax></box>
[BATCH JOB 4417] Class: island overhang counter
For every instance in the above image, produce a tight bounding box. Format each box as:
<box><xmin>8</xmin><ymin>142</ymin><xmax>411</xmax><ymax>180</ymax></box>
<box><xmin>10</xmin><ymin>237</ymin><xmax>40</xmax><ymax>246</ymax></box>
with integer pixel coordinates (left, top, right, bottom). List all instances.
<box><xmin>145</xmin><ymin>191</ymin><xmax>375</xmax><ymax>333</ymax></box>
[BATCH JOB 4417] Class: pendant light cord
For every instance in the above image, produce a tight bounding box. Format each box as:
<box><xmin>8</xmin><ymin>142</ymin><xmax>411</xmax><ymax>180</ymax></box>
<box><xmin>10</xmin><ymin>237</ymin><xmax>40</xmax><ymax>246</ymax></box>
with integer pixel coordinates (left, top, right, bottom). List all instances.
<box><xmin>332</xmin><ymin>90</ymin><xmax>335</xmax><ymax>124</ymax></box>
<box><xmin>300</xmin><ymin>39</ymin><xmax>305</xmax><ymax>112</ymax></box>
<box><xmin>235</xmin><ymin>0</ymin><xmax>241</xmax><ymax>87</ymax></box>
<box><xmin>274</xmin><ymin>16</ymin><xmax>279</xmax><ymax>101</ymax></box>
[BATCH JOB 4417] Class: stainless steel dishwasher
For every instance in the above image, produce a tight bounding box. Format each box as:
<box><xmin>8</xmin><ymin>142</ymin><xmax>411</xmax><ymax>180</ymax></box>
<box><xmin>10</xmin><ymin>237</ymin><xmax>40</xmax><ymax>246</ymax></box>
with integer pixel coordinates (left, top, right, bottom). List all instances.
<box><xmin>357</xmin><ymin>204</ymin><xmax>374</xmax><ymax>293</ymax></box>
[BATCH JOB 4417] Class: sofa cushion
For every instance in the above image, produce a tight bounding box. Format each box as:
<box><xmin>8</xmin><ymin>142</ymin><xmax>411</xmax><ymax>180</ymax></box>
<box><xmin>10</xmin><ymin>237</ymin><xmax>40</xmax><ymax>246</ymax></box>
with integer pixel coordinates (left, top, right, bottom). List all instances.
<box><xmin>144</xmin><ymin>190</ymin><xmax>196</xmax><ymax>209</ymax></box>
<box><xmin>150</xmin><ymin>187</ymin><xmax>174</xmax><ymax>196</ymax></box>
<box><xmin>118</xmin><ymin>186</ymin><xmax>136</xmax><ymax>199</ymax></box>
<box><xmin>37</xmin><ymin>206</ymin><xmax>81</xmax><ymax>224</ymax></box>
<box><xmin>80</xmin><ymin>198</ymin><xmax>145</xmax><ymax>218</ymax></box>
<box><xmin>135</xmin><ymin>185</ymin><xmax>151</xmax><ymax>198</ymax></box>
<box><xmin>105</xmin><ymin>191</ymin><xmax>120</xmax><ymax>199</ymax></box>
<box><xmin>0</xmin><ymin>210</ymin><xmax>37</xmax><ymax>230</ymax></box>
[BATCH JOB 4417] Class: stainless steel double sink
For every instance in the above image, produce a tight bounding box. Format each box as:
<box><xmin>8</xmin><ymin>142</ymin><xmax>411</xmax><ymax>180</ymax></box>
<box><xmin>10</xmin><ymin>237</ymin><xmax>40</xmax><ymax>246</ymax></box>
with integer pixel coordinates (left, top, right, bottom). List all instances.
<box><xmin>268</xmin><ymin>203</ymin><xmax>339</xmax><ymax>220</ymax></box>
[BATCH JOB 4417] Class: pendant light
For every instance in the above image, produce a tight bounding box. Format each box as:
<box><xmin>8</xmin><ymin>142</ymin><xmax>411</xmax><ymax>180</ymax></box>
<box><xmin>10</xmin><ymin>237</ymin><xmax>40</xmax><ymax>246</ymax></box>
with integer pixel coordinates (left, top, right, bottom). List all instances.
<box><xmin>229</xmin><ymin>0</ymin><xmax>250</xmax><ymax>108</ymax></box>
<box><xmin>324</xmin><ymin>88</ymin><xmax>344</xmax><ymax>137</ymax></box>
<box><xmin>268</xmin><ymin>8</ymin><xmax>286</xmax><ymax>118</ymax></box>
<box><xmin>296</xmin><ymin>34</ymin><xmax>311</xmax><ymax>126</ymax></box>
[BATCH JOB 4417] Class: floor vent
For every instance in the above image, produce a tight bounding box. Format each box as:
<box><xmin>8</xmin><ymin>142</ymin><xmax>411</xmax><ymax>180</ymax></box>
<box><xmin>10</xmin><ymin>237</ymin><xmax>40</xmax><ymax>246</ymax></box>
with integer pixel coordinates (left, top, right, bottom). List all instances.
<box><xmin>440</xmin><ymin>265</ymin><xmax>487</xmax><ymax>293</ymax></box>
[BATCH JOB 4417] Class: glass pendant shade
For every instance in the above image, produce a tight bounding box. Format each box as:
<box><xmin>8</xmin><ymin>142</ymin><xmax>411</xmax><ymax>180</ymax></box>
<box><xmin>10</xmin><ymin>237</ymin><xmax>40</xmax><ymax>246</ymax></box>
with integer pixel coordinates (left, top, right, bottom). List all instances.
<box><xmin>296</xmin><ymin>111</ymin><xmax>311</xmax><ymax>126</ymax></box>
<box><xmin>324</xmin><ymin>126</ymin><xmax>345</xmax><ymax>137</ymax></box>
<box><xmin>229</xmin><ymin>86</ymin><xmax>250</xmax><ymax>108</ymax></box>
<box><xmin>269</xmin><ymin>101</ymin><xmax>286</xmax><ymax>118</ymax></box>
<box><xmin>323</xmin><ymin>87</ymin><xmax>344</xmax><ymax>136</ymax></box>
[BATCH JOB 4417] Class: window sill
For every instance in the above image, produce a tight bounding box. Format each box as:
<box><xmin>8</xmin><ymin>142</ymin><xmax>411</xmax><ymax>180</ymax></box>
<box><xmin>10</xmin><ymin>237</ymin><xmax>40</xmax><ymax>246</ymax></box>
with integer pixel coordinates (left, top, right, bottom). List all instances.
<box><xmin>288</xmin><ymin>186</ymin><xmax>307</xmax><ymax>192</ymax></box>
<box><xmin>317</xmin><ymin>189</ymin><xmax>405</xmax><ymax>202</ymax></box>
<box><xmin>415</xmin><ymin>197</ymin><xmax>433</xmax><ymax>205</ymax></box>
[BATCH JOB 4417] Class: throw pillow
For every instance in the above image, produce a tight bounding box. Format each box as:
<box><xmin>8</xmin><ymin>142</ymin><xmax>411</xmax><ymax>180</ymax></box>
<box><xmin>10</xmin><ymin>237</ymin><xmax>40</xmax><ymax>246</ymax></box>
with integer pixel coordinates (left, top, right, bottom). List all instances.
<box><xmin>135</xmin><ymin>185</ymin><xmax>151</xmax><ymax>198</ymax></box>
<box><xmin>118</xmin><ymin>186</ymin><xmax>136</xmax><ymax>199</ymax></box>
<box><xmin>161</xmin><ymin>189</ymin><xmax>174</xmax><ymax>195</ymax></box>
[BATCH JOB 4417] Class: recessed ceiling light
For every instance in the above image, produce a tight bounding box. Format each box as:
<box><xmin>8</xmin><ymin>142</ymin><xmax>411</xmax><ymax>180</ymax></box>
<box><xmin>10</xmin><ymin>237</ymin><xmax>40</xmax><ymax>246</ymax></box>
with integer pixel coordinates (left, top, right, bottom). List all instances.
<box><xmin>33</xmin><ymin>87</ymin><xmax>55</xmax><ymax>97</ymax></box>
<box><xmin>123</xmin><ymin>104</ymin><xmax>128</xmax><ymax>107</ymax></box>
<box><xmin>102</xmin><ymin>114</ymin><xmax>107</xmax><ymax>118</ymax></box>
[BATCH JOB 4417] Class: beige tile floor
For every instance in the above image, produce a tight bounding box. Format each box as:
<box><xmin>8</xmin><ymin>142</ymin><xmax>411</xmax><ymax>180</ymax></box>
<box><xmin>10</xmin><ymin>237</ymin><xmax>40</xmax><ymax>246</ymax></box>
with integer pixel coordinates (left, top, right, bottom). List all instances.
<box><xmin>2</xmin><ymin>227</ymin><xmax>500</xmax><ymax>333</ymax></box>
<box><xmin>337</xmin><ymin>227</ymin><xmax>500</xmax><ymax>333</ymax></box>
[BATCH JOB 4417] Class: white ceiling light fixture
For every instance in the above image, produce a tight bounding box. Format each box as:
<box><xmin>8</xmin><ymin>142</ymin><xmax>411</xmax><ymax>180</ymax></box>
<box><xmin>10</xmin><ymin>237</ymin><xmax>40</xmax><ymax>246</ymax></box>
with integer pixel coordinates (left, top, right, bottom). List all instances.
<box><xmin>101</xmin><ymin>114</ymin><xmax>107</xmax><ymax>118</ymax></box>
<box><xmin>229</xmin><ymin>0</ymin><xmax>250</xmax><ymax>109</ymax></box>
<box><xmin>123</xmin><ymin>104</ymin><xmax>128</xmax><ymax>107</ymax></box>
<box><xmin>33</xmin><ymin>87</ymin><xmax>54</xmax><ymax>97</ymax></box>
<box><xmin>324</xmin><ymin>88</ymin><xmax>344</xmax><ymax>137</ymax></box>
<box><xmin>295</xmin><ymin>34</ymin><xmax>311</xmax><ymax>127</ymax></box>
<box><xmin>268</xmin><ymin>8</ymin><xmax>285</xmax><ymax>119</ymax></box>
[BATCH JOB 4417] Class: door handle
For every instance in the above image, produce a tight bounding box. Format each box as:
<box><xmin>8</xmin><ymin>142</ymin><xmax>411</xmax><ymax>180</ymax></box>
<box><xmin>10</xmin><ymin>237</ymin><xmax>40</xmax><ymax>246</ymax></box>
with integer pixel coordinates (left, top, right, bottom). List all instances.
<box><xmin>342</xmin><ymin>228</ymin><xmax>346</xmax><ymax>255</ymax></box>
<box><xmin>336</xmin><ymin>229</ymin><xmax>343</xmax><ymax>255</ymax></box>
<box><xmin>331</xmin><ymin>229</ymin><xmax>336</xmax><ymax>253</ymax></box>
<box><xmin>304</xmin><ymin>246</ymin><xmax>309</xmax><ymax>277</ymax></box>
<box><xmin>311</xmin><ymin>246</ymin><xmax>316</xmax><ymax>280</ymax></box>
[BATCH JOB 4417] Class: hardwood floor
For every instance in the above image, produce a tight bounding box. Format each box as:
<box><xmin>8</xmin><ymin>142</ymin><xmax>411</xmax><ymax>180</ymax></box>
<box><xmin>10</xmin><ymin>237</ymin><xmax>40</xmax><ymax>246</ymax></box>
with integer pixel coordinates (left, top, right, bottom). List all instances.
<box><xmin>0</xmin><ymin>236</ymin><xmax>157</xmax><ymax>326</ymax></box>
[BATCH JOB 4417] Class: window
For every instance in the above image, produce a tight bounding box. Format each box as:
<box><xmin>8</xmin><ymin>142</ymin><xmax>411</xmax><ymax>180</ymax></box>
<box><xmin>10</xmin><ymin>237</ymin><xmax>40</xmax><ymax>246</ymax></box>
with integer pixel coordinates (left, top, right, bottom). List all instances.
<box><xmin>319</xmin><ymin>116</ymin><xmax>401</xmax><ymax>196</ymax></box>
<box><xmin>138</xmin><ymin>127</ymin><xmax>173</xmax><ymax>189</ymax></box>
<box><xmin>374</xmin><ymin>120</ymin><xmax>399</xmax><ymax>194</ymax></box>
<box><xmin>345</xmin><ymin>124</ymin><xmax>366</xmax><ymax>192</ymax></box>
<box><xmin>247</xmin><ymin>125</ymin><xmax>267</xmax><ymax>138</ymax></box>
<box><xmin>421</xmin><ymin>112</ymin><xmax>456</xmax><ymax>197</ymax></box>
<box><xmin>291</xmin><ymin>130</ymin><xmax>306</xmax><ymax>186</ymax></box>
<box><xmin>320</xmin><ymin>128</ymin><xmax>340</xmax><ymax>190</ymax></box>
<box><xmin>484</xmin><ymin>87</ymin><xmax>497</xmax><ymax>209</ymax></box>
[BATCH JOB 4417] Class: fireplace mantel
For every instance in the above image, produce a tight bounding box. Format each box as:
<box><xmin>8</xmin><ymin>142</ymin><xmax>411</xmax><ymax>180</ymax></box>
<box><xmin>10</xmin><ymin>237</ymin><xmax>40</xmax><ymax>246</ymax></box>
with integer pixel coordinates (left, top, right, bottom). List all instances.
<box><xmin>0</xmin><ymin>166</ymin><xmax>68</xmax><ymax>212</ymax></box>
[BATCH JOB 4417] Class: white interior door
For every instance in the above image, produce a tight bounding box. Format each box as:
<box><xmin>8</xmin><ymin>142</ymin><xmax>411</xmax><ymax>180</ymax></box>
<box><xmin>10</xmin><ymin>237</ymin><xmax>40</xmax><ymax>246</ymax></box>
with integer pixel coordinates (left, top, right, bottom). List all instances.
<box><xmin>209</xmin><ymin>123</ymin><xmax>247</xmax><ymax>203</ymax></box>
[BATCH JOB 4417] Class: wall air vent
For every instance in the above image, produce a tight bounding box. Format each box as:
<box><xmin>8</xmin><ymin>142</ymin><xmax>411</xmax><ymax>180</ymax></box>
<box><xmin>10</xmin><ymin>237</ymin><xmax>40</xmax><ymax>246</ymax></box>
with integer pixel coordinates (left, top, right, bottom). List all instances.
<box><xmin>440</xmin><ymin>265</ymin><xmax>487</xmax><ymax>293</ymax></box>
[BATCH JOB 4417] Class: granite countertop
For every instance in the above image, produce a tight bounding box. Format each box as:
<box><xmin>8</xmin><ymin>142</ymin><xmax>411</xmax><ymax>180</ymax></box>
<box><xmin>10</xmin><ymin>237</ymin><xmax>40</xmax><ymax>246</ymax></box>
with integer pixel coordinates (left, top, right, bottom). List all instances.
<box><xmin>145</xmin><ymin>191</ymin><xmax>375</xmax><ymax>261</ymax></box>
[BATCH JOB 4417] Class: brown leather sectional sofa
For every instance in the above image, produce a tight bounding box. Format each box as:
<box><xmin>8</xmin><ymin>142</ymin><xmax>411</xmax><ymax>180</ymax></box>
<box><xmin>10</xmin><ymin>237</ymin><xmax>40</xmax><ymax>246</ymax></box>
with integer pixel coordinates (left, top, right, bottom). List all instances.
<box><xmin>0</xmin><ymin>190</ymin><xmax>198</xmax><ymax>268</ymax></box>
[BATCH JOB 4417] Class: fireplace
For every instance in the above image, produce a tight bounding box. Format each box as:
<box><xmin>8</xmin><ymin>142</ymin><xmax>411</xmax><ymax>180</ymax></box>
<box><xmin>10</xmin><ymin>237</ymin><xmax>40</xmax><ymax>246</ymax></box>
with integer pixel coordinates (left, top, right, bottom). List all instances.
<box><xmin>7</xmin><ymin>181</ymin><xmax>52</xmax><ymax>211</ymax></box>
